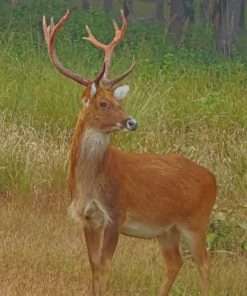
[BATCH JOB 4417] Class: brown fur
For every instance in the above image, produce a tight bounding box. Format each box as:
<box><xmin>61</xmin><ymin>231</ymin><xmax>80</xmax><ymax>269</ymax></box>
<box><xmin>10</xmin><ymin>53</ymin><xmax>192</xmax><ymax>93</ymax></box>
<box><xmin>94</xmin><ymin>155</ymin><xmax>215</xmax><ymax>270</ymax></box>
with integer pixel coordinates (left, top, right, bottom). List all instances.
<box><xmin>68</xmin><ymin>85</ymin><xmax>217</xmax><ymax>296</ymax></box>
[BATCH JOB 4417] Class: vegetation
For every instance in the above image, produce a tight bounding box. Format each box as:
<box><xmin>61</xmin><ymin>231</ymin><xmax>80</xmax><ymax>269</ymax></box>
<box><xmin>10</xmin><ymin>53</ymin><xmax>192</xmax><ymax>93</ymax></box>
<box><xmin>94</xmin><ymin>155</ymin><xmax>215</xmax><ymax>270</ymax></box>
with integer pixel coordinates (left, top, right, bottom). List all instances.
<box><xmin>0</xmin><ymin>1</ymin><xmax>246</xmax><ymax>295</ymax></box>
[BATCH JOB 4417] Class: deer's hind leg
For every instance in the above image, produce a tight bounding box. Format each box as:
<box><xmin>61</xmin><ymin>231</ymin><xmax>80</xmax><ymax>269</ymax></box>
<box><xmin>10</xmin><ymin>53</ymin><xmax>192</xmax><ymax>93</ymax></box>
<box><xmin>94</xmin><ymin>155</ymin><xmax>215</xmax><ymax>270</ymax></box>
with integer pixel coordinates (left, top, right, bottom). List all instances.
<box><xmin>157</xmin><ymin>227</ymin><xmax>183</xmax><ymax>296</ymax></box>
<box><xmin>182</xmin><ymin>226</ymin><xmax>210</xmax><ymax>296</ymax></box>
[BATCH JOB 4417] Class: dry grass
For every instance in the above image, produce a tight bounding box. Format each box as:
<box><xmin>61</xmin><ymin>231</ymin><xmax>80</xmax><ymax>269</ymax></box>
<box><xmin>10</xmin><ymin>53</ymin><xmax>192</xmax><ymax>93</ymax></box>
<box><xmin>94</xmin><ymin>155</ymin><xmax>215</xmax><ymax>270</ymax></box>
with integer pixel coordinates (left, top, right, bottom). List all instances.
<box><xmin>0</xmin><ymin>198</ymin><xmax>246</xmax><ymax>296</ymax></box>
<box><xmin>0</xmin><ymin>113</ymin><xmax>70</xmax><ymax>199</ymax></box>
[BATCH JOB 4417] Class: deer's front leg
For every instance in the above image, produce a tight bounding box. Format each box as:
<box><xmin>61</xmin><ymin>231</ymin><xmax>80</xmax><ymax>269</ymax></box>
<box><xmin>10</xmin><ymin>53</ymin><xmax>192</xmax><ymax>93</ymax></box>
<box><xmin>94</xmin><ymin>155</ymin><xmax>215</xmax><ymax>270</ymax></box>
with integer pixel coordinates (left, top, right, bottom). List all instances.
<box><xmin>84</xmin><ymin>222</ymin><xmax>119</xmax><ymax>296</ymax></box>
<box><xmin>84</xmin><ymin>225</ymin><xmax>104</xmax><ymax>296</ymax></box>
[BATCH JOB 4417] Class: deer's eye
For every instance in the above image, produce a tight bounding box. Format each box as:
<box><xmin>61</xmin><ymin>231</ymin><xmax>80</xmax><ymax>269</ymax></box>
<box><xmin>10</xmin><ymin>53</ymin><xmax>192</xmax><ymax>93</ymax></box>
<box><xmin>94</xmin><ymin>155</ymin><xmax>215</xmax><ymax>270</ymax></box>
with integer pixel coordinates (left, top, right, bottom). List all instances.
<box><xmin>100</xmin><ymin>100</ymin><xmax>108</xmax><ymax>108</ymax></box>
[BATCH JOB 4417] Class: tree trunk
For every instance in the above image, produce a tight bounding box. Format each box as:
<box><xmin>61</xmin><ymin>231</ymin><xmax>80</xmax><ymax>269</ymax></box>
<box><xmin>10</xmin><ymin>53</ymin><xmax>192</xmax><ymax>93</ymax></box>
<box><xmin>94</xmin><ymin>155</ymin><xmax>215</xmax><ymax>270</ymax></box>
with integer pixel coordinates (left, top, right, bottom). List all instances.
<box><xmin>123</xmin><ymin>0</ymin><xmax>134</xmax><ymax>18</ymax></box>
<box><xmin>204</xmin><ymin>0</ymin><xmax>215</xmax><ymax>24</ymax></box>
<box><xmin>155</xmin><ymin>0</ymin><xmax>165</xmax><ymax>22</ymax></box>
<box><xmin>204</xmin><ymin>0</ymin><xmax>224</xmax><ymax>27</ymax></box>
<box><xmin>82</xmin><ymin>0</ymin><xmax>90</xmax><ymax>11</ymax></box>
<box><xmin>169</xmin><ymin>0</ymin><xmax>186</xmax><ymax>44</ymax></box>
<box><xmin>215</xmin><ymin>0</ymin><xmax>242</xmax><ymax>55</ymax></box>
<box><xmin>184</xmin><ymin>0</ymin><xmax>194</xmax><ymax>22</ymax></box>
<box><xmin>239</xmin><ymin>0</ymin><xmax>245</xmax><ymax>29</ymax></box>
<box><xmin>104</xmin><ymin>0</ymin><xmax>113</xmax><ymax>14</ymax></box>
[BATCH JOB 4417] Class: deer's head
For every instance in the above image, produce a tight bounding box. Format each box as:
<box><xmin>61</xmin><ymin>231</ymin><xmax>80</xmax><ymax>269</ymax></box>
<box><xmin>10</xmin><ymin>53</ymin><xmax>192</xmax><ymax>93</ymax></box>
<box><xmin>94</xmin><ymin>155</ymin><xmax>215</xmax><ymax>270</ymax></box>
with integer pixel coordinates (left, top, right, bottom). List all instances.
<box><xmin>43</xmin><ymin>9</ymin><xmax>137</xmax><ymax>133</ymax></box>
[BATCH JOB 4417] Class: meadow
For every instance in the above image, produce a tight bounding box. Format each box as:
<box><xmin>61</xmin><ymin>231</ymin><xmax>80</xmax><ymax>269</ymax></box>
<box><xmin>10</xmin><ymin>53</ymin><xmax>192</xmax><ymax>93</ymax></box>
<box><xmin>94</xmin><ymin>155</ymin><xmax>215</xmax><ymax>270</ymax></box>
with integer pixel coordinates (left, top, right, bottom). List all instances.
<box><xmin>0</xmin><ymin>2</ymin><xmax>247</xmax><ymax>295</ymax></box>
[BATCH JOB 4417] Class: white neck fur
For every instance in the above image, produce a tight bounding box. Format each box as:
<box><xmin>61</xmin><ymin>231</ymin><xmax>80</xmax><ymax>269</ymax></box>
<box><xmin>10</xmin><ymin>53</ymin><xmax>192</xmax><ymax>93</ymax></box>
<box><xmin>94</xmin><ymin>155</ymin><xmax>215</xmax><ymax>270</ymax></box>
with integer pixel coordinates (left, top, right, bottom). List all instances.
<box><xmin>79</xmin><ymin>129</ymin><xmax>109</xmax><ymax>163</ymax></box>
<box><xmin>77</xmin><ymin>129</ymin><xmax>109</xmax><ymax>182</ymax></box>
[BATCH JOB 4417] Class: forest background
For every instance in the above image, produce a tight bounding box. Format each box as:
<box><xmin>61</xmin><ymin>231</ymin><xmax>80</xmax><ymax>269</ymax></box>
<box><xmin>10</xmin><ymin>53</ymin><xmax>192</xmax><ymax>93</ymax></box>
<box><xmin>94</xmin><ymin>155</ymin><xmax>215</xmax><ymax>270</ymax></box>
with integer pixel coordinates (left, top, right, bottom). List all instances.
<box><xmin>0</xmin><ymin>0</ymin><xmax>246</xmax><ymax>295</ymax></box>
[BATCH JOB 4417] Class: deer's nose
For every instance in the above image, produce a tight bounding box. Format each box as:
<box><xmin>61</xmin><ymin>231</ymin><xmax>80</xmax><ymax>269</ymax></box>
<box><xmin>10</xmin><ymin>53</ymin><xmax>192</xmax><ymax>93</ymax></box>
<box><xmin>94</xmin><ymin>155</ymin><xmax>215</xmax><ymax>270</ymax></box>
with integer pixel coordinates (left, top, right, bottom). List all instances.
<box><xmin>125</xmin><ymin>117</ymin><xmax>138</xmax><ymax>131</ymax></box>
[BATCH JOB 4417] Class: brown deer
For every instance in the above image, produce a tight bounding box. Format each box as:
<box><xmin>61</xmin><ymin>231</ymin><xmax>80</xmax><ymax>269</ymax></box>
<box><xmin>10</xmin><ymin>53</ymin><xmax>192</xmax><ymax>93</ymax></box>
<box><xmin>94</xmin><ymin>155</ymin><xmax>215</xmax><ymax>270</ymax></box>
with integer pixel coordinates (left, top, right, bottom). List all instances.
<box><xmin>43</xmin><ymin>9</ymin><xmax>217</xmax><ymax>296</ymax></box>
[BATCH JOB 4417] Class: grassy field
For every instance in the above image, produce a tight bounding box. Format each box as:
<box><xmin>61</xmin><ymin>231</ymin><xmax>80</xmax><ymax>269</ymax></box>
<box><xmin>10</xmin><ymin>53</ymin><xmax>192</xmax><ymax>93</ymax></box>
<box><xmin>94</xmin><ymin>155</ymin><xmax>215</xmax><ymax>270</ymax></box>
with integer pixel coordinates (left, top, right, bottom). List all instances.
<box><xmin>0</xmin><ymin>50</ymin><xmax>246</xmax><ymax>294</ymax></box>
<box><xmin>0</xmin><ymin>198</ymin><xmax>247</xmax><ymax>296</ymax></box>
<box><xmin>0</xmin><ymin>3</ymin><xmax>247</xmax><ymax>294</ymax></box>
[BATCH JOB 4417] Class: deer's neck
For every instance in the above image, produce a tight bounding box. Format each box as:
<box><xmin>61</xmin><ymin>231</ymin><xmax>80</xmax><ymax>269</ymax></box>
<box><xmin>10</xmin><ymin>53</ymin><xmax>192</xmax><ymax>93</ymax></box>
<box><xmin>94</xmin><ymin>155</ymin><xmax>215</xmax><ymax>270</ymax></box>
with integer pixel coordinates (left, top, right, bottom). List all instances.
<box><xmin>77</xmin><ymin>128</ymin><xmax>110</xmax><ymax>175</ymax></box>
<box><xmin>69</xmin><ymin>122</ymin><xmax>110</xmax><ymax>200</ymax></box>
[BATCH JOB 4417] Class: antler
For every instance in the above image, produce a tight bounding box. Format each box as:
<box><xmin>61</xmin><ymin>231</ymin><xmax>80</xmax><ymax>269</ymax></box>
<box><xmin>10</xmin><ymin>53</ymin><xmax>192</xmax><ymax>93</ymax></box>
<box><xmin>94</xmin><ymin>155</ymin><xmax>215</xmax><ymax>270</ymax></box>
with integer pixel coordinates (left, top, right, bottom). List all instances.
<box><xmin>43</xmin><ymin>9</ymin><xmax>103</xmax><ymax>86</ymax></box>
<box><xmin>43</xmin><ymin>9</ymin><xmax>133</xmax><ymax>89</ymax></box>
<box><xmin>84</xmin><ymin>9</ymin><xmax>135</xmax><ymax>88</ymax></box>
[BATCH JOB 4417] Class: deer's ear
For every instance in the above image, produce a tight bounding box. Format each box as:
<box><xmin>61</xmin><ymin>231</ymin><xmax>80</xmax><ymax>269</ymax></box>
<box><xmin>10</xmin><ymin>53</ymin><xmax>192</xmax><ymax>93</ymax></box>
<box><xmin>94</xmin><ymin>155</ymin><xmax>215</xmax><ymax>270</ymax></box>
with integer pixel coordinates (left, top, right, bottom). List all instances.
<box><xmin>114</xmin><ymin>85</ymin><xmax>129</xmax><ymax>100</ymax></box>
<box><xmin>90</xmin><ymin>82</ymin><xmax>97</xmax><ymax>98</ymax></box>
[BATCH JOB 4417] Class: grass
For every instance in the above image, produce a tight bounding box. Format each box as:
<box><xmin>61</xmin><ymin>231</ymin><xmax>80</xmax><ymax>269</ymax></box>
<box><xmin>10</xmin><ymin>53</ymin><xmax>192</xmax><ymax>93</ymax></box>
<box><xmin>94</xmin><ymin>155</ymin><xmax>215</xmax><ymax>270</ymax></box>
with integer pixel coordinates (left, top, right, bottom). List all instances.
<box><xmin>0</xmin><ymin>198</ymin><xmax>247</xmax><ymax>296</ymax></box>
<box><xmin>1</xmin><ymin>50</ymin><xmax>246</xmax><ymax>205</ymax></box>
<box><xmin>0</xmin><ymin>5</ymin><xmax>247</xmax><ymax>294</ymax></box>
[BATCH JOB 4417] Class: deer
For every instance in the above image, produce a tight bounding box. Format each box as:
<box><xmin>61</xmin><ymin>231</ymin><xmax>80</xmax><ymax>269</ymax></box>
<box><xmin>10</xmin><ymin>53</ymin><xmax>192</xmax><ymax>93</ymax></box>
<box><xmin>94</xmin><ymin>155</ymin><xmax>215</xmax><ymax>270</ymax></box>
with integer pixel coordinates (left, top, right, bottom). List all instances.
<box><xmin>43</xmin><ymin>9</ymin><xmax>217</xmax><ymax>296</ymax></box>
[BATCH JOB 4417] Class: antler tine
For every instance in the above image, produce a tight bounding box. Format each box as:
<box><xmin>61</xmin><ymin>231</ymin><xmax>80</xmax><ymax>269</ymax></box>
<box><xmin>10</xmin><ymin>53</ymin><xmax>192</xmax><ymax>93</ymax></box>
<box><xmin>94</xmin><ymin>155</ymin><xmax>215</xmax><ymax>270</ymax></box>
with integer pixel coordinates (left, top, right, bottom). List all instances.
<box><xmin>43</xmin><ymin>16</ymin><xmax>50</xmax><ymax>46</ymax></box>
<box><xmin>111</xmin><ymin>9</ymin><xmax>127</xmax><ymax>47</ymax></box>
<box><xmin>104</xmin><ymin>9</ymin><xmax>128</xmax><ymax>82</ymax></box>
<box><xmin>83</xmin><ymin>9</ymin><xmax>130</xmax><ymax>87</ymax></box>
<box><xmin>108</xmin><ymin>62</ymin><xmax>136</xmax><ymax>89</ymax></box>
<box><xmin>84</xmin><ymin>25</ymin><xmax>107</xmax><ymax>51</ymax></box>
<box><xmin>43</xmin><ymin>9</ymin><xmax>91</xmax><ymax>86</ymax></box>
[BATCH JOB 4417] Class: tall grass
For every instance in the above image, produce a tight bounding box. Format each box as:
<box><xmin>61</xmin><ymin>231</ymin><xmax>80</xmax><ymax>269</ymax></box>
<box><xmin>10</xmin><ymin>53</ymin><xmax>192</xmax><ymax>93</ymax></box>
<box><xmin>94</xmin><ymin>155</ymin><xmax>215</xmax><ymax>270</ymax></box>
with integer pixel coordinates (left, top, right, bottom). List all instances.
<box><xmin>0</xmin><ymin>41</ymin><xmax>246</xmax><ymax>251</ymax></box>
<box><xmin>1</xmin><ymin>45</ymin><xmax>246</xmax><ymax>194</ymax></box>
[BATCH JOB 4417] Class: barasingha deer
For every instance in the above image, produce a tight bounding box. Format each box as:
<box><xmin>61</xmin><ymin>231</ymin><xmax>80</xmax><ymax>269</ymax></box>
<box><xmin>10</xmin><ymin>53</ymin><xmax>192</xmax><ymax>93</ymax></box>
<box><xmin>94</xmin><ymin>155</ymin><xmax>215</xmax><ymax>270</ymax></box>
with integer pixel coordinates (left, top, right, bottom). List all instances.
<box><xmin>43</xmin><ymin>9</ymin><xmax>217</xmax><ymax>296</ymax></box>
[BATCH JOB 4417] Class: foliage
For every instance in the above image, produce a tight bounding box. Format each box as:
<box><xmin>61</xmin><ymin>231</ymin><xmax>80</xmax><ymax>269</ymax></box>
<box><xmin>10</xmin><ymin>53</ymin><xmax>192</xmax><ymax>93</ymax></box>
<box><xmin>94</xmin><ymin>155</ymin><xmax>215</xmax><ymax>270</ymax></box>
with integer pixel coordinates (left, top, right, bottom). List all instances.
<box><xmin>1</xmin><ymin>0</ymin><xmax>246</xmax><ymax>68</ymax></box>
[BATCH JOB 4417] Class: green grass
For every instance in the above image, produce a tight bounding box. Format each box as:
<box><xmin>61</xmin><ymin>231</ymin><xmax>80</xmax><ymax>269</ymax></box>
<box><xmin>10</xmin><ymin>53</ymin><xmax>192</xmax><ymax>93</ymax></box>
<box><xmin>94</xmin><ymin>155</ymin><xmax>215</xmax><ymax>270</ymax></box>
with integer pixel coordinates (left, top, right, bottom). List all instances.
<box><xmin>0</xmin><ymin>44</ymin><xmax>246</xmax><ymax>252</ymax></box>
